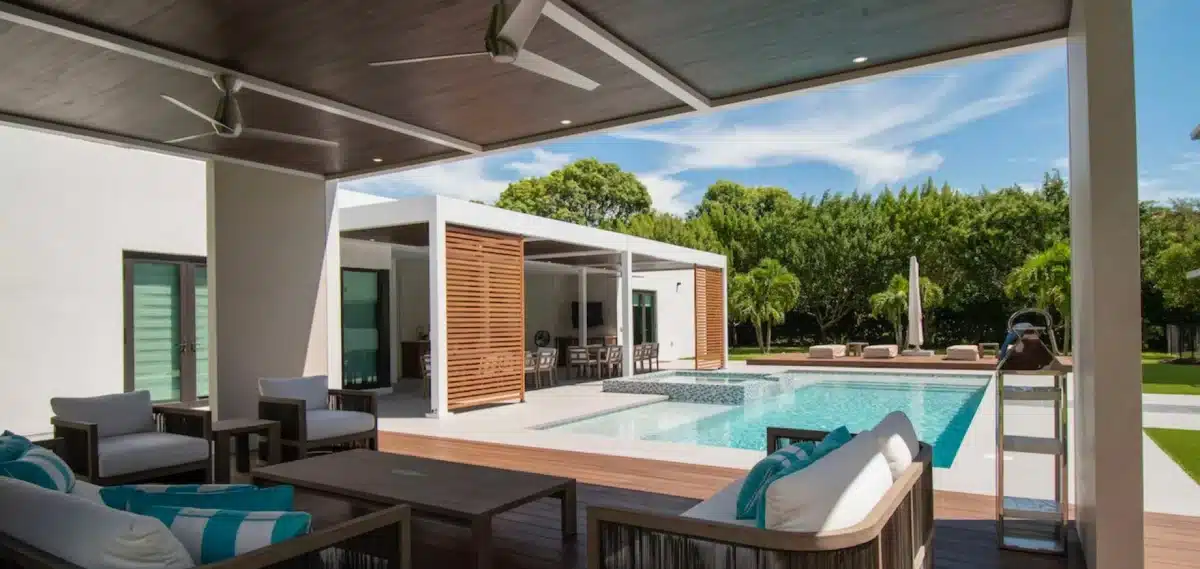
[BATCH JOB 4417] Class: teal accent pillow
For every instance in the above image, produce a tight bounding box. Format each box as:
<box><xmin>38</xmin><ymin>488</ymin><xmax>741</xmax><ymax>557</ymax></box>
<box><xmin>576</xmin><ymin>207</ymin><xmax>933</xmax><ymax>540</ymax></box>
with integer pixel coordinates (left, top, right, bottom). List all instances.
<box><xmin>0</xmin><ymin>445</ymin><xmax>75</xmax><ymax>492</ymax></box>
<box><xmin>754</xmin><ymin>426</ymin><xmax>854</xmax><ymax>528</ymax></box>
<box><xmin>128</xmin><ymin>485</ymin><xmax>294</xmax><ymax>513</ymax></box>
<box><xmin>141</xmin><ymin>506</ymin><xmax>312</xmax><ymax>564</ymax></box>
<box><xmin>0</xmin><ymin>432</ymin><xmax>32</xmax><ymax>462</ymax></box>
<box><xmin>735</xmin><ymin>441</ymin><xmax>815</xmax><ymax>519</ymax></box>
<box><xmin>100</xmin><ymin>483</ymin><xmax>257</xmax><ymax>510</ymax></box>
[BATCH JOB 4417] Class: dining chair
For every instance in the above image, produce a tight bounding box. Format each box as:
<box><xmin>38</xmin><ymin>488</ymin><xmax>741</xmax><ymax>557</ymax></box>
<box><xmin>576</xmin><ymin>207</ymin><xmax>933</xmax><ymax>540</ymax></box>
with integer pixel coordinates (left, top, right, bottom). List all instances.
<box><xmin>536</xmin><ymin>348</ymin><xmax>557</xmax><ymax>387</ymax></box>
<box><xmin>650</xmin><ymin>342</ymin><xmax>661</xmax><ymax>371</ymax></box>
<box><xmin>567</xmin><ymin>346</ymin><xmax>591</xmax><ymax>379</ymax></box>
<box><xmin>524</xmin><ymin>351</ymin><xmax>538</xmax><ymax>388</ymax></box>
<box><xmin>604</xmin><ymin>345</ymin><xmax>623</xmax><ymax>377</ymax></box>
<box><xmin>420</xmin><ymin>353</ymin><xmax>432</xmax><ymax>398</ymax></box>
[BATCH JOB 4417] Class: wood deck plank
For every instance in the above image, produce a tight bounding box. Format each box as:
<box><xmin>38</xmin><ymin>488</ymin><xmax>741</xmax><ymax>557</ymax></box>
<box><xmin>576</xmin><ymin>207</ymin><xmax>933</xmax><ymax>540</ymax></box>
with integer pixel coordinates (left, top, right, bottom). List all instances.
<box><xmin>358</xmin><ymin>431</ymin><xmax>1191</xmax><ymax>568</ymax></box>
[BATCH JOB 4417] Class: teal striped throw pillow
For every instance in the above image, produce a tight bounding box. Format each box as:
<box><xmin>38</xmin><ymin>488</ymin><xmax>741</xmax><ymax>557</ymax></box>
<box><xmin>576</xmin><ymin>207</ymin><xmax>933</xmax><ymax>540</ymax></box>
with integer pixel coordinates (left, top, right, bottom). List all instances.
<box><xmin>0</xmin><ymin>445</ymin><xmax>75</xmax><ymax>492</ymax></box>
<box><xmin>735</xmin><ymin>441</ymin><xmax>815</xmax><ymax>519</ymax></box>
<box><xmin>0</xmin><ymin>431</ymin><xmax>32</xmax><ymax>462</ymax></box>
<box><xmin>141</xmin><ymin>506</ymin><xmax>312</xmax><ymax>564</ymax></box>
<box><xmin>129</xmin><ymin>485</ymin><xmax>294</xmax><ymax>513</ymax></box>
<box><xmin>101</xmin><ymin>483</ymin><xmax>257</xmax><ymax>509</ymax></box>
<box><xmin>754</xmin><ymin>426</ymin><xmax>854</xmax><ymax>527</ymax></box>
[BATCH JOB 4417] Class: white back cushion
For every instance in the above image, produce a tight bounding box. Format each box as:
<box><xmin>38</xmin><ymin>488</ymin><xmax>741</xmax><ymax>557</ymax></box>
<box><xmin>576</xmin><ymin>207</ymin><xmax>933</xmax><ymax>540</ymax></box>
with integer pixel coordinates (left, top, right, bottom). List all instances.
<box><xmin>50</xmin><ymin>391</ymin><xmax>155</xmax><ymax>438</ymax></box>
<box><xmin>873</xmin><ymin>411</ymin><xmax>920</xmax><ymax>480</ymax></box>
<box><xmin>764</xmin><ymin>431</ymin><xmax>894</xmax><ymax>533</ymax></box>
<box><xmin>258</xmin><ymin>376</ymin><xmax>329</xmax><ymax>410</ymax></box>
<box><xmin>0</xmin><ymin>477</ymin><xmax>194</xmax><ymax>569</ymax></box>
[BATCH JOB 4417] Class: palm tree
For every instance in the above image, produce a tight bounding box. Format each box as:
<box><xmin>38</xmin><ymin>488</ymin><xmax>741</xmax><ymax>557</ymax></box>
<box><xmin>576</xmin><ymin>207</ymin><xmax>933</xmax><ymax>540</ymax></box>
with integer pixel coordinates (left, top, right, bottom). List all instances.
<box><xmin>1005</xmin><ymin>241</ymin><xmax>1072</xmax><ymax>351</ymax></box>
<box><xmin>729</xmin><ymin>259</ymin><xmax>801</xmax><ymax>353</ymax></box>
<box><xmin>870</xmin><ymin>274</ymin><xmax>945</xmax><ymax>346</ymax></box>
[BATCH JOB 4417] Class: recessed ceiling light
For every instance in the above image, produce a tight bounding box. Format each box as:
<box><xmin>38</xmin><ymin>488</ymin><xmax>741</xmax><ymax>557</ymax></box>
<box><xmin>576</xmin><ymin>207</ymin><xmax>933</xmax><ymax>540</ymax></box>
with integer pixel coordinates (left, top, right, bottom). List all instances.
<box><xmin>372</xmin><ymin>157</ymin><xmax>383</xmax><ymax>163</ymax></box>
<box><xmin>560</xmin><ymin>119</ymin><xmax>572</xmax><ymax>125</ymax></box>
<box><xmin>853</xmin><ymin>56</ymin><xmax>868</xmax><ymax>64</ymax></box>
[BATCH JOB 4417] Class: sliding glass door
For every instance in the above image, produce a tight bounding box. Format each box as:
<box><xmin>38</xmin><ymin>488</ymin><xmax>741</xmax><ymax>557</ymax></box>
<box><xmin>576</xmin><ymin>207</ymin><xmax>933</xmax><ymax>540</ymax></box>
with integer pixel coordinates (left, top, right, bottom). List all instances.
<box><xmin>342</xmin><ymin>268</ymin><xmax>390</xmax><ymax>390</ymax></box>
<box><xmin>123</xmin><ymin>253</ymin><xmax>208</xmax><ymax>403</ymax></box>
<box><xmin>633</xmin><ymin>290</ymin><xmax>657</xmax><ymax>345</ymax></box>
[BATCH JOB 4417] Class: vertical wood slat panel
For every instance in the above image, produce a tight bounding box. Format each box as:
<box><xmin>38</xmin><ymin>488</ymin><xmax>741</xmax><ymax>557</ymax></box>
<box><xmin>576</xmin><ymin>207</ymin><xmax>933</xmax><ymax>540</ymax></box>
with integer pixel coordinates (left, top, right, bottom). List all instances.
<box><xmin>445</xmin><ymin>225</ymin><xmax>525</xmax><ymax>410</ymax></box>
<box><xmin>694</xmin><ymin>266</ymin><xmax>725</xmax><ymax>370</ymax></box>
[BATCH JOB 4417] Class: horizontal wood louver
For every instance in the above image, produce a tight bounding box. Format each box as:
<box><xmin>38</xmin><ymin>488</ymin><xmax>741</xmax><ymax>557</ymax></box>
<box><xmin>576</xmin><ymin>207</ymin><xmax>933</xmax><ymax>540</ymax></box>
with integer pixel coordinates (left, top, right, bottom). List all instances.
<box><xmin>694</xmin><ymin>266</ymin><xmax>725</xmax><ymax>370</ymax></box>
<box><xmin>444</xmin><ymin>225</ymin><xmax>525</xmax><ymax>410</ymax></box>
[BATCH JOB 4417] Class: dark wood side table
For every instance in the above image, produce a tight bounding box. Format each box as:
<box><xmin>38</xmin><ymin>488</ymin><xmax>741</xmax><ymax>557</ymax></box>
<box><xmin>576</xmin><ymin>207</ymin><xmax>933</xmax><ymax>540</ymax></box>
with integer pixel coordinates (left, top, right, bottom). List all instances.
<box><xmin>847</xmin><ymin>342</ymin><xmax>870</xmax><ymax>357</ymax></box>
<box><xmin>211</xmin><ymin>419</ymin><xmax>280</xmax><ymax>484</ymax></box>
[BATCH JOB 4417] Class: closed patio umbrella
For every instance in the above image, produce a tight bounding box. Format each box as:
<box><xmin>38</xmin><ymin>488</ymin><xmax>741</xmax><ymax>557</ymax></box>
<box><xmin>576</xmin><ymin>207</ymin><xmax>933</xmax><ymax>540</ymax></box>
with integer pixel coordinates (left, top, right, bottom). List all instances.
<box><xmin>905</xmin><ymin>256</ymin><xmax>930</xmax><ymax>355</ymax></box>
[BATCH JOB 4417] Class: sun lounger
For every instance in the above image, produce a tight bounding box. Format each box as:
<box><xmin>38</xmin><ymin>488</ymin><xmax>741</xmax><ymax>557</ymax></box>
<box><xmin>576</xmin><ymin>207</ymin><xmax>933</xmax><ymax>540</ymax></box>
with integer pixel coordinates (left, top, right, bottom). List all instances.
<box><xmin>808</xmin><ymin>344</ymin><xmax>846</xmax><ymax>359</ymax></box>
<box><xmin>946</xmin><ymin>345</ymin><xmax>981</xmax><ymax>361</ymax></box>
<box><xmin>863</xmin><ymin>344</ymin><xmax>899</xmax><ymax>359</ymax></box>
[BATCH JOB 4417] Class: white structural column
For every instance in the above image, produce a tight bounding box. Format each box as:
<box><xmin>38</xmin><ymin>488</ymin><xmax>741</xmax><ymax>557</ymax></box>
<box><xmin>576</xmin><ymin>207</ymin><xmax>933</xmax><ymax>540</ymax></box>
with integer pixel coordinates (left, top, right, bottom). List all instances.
<box><xmin>1067</xmin><ymin>1</ymin><xmax>1143</xmax><ymax>567</ymax></box>
<box><xmin>621</xmin><ymin>249</ymin><xmax>634</xmax><ymax>377</ymax></box>
<box><xmin>427</xmin><ymin>213</ymin><xmax>449</xmax><ymax>418</ymax></box>
<box><xmin>578</xmin><ymin>267</ymin><xmax>588</xmax><ymax>345</ymax></box>
<box><xmin>206</xmin><ymin>161</ymin><xmax>339</xmax><ymax>420</ymax></box>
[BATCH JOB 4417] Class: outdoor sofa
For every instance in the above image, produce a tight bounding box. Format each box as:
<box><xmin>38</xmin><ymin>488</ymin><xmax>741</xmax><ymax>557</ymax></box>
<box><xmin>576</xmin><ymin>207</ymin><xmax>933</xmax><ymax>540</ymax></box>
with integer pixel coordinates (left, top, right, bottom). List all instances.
<box><xmin>588</xmin><ymin>422</ymin><xmax>933</xmax><ymax>569</ymax></box>
<box><xmin>809</xmin><ymin>345</ymin><xmax>847</xmax><ymax>359</ymax></box>
<box><xmin>945</xmin><ymin>345</ymin><xmax>981</xmax><ymax>362</ymax></box>
<box><xmin>863</xmin><ymin>345</ymin><xmax>900</xmax><ymax>359</ymax></box>
<box><xmin>0</xmin><ymin>475</ymin><xmax>411</xmax><ymax>569</ymax></box>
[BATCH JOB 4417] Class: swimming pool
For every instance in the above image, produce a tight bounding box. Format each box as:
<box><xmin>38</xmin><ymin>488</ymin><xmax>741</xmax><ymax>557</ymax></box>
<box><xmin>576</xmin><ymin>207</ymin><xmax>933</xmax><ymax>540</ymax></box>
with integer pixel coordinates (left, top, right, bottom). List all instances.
<box><xmin>547</xmin><ymin>371</ymin><xmax>989</xmax><ymax>468</ymax></box>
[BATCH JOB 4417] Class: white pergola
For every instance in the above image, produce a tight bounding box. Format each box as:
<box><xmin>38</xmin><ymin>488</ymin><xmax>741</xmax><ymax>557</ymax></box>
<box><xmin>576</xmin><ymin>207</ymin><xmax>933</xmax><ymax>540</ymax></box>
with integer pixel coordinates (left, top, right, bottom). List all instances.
<box><xmin>339</xmin><ymin>195</ymin><xmax>728</xmax><ymax>416</ymax></box>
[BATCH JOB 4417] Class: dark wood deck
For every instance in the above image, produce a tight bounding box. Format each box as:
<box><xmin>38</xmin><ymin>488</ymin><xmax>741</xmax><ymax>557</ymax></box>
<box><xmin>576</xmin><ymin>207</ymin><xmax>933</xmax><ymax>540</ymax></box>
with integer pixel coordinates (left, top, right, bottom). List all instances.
<box><xmin>350</xmin><ymin>432</ymin><xmax>1193</xmax><ymax>569</ymax></box>
<box><xmin>745</xmin><ymin>352</ymin><xmax>1074</xmax><ymax>371</ymax></box>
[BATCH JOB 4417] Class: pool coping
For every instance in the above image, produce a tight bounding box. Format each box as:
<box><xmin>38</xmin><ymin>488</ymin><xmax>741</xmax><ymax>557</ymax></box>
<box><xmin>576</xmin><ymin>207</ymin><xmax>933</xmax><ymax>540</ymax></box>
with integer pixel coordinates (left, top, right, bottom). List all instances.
<box><xmin>528</xmin><ymin>395</ymin><xmax>670</xmax><ymax>430</ymax></box>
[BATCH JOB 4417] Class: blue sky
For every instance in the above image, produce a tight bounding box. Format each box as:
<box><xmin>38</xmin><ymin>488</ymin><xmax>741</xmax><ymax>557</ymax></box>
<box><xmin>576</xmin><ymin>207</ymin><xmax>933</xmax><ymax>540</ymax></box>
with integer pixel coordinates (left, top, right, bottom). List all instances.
<box><xmin>343</xmin><ymin>0</ymin><xmax>1200</xmax><ymax>214</ymax></box>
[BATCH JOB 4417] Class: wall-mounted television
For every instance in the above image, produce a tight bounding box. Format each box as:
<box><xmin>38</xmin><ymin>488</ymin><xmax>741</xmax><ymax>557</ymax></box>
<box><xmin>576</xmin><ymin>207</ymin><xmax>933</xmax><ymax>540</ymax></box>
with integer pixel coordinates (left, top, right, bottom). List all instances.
<box><xmin>570</xmin><ymin>301</ymin><xmax>604</xmax><ymax>328</ymax></box>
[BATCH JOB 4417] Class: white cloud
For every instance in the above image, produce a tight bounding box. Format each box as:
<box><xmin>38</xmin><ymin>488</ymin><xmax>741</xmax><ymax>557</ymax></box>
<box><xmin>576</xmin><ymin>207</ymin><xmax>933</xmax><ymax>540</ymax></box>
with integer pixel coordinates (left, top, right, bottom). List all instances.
<box><xmin>637</xmin><ymin>172</ymin><xmax>692</xmax><ymax>215</ymax></box>
<box><xmin>1171</xmin><ymin>152</ymin><xmax>1200</xmax><ymax>172</ymax></box>
<box><xmin>1052</xmin><ymin>156</ymin><xmax>1069</xmax><ymax>171</ymax></box>
<box><xmin>612</xmin><ymin>48</ymin><xmax>1065</xmax><ymax>189</ymax></box>
<box><xmin>1015</xmin><ymin>181</ymin><xmax>1042</xmax><ymax>193</ymax></box>
<box><xmin>505</xmin><ymin>149</ymin><xmax>571</xmax><ymax>178</ymax></box>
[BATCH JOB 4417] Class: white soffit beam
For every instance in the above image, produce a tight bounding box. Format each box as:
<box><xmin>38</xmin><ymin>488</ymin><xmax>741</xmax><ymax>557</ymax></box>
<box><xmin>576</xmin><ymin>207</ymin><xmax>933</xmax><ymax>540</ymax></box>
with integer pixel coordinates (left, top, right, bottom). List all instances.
<box><xmin>543</xmin><ymin>0</ymin><xmax>710</xmax><ymax>110</ymax></box>
<box><xmin>0</xmin><ymin>2</ymin><xmax>482</xmax><ymax>154</ymax></box>
<box><xmin>526</xmin><ymin>249</ymin><xmax>616</xmax><ymax>260</ymax></box>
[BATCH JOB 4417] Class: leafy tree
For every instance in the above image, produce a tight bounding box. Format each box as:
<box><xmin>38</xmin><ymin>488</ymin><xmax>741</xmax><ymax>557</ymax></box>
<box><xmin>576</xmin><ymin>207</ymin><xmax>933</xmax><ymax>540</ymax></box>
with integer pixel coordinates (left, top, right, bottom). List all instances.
<box><xmin>728</xmin><ymin>259</ymin><xmax>801</xmax><ymax>353</ymax></box>
<box><xmin>869</xmin><ymin>274</ymin><xmax>945</xmax><ymax>346</ymax></box>
<box><xmin>494</xmin><ymin>159</ymin><xmax>651</xmax><ymax>227</ymax></box>
<box><xmin>1005</xmin><ymin>241</ymin><xmax>1073</xmax><ymax>351</ymax></box>
<box><xmin>1148</xmin><ymin>236</ymin><xmax>1200</xmax><ymax>313</ymax></box>
<box><xmin>612</xmin><ymin>211</ymin><xmax>724</xmax><ymax>253</ymax></box>
<box><xmin>691</xmin><ymin>181</ymin><xmax>803</xmax><ymax>273</ymax></box>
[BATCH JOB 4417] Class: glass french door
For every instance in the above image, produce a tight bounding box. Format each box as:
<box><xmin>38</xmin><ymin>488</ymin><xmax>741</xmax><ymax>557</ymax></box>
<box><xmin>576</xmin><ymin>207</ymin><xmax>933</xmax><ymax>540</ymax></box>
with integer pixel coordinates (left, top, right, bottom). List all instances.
<box><xmin>633</xmin><ymin>290</ymin><xmax>657</xmax><ymax>345</ymax></box>
<box><xmin>341</xmin><ymin>268</ymin><xmax>390</xmax><ymax>390</ymax></box>
<box><xmin>123</xmin><ymin>254</ymin><xmax>208</xmax><ymax>403</ymax></box>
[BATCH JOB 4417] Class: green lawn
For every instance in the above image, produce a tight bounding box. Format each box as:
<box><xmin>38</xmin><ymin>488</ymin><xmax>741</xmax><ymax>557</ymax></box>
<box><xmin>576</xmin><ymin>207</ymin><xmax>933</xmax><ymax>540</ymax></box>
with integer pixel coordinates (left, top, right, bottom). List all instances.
<box><xmin>1146</xmin><ymin>428</ymin><xmax>1200</xmax><ymax>484</ymax></box>
<box><xmin>1142</xmin><ymin>352</ymin><xmax>1200</xmax><ymax>395</ymax></box>
<box><xmin>728</xmin><ymin>346</ymin><xmax>807</xmax><ymax>361</ymax></box>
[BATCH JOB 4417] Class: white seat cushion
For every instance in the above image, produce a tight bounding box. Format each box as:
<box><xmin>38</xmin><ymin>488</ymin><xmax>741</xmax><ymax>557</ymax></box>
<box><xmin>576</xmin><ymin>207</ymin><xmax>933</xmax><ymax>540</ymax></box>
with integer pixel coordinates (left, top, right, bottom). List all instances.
<box><xmin>305</xmin><ymin>409</ymin><xmax>375</xmax><ymax>441</ymax></box>
<box><xmin>809</xmin><ymin>345</ymin><xmax>846</xmax><ymax>359</ymax></box>
<box><xmin>945</xmin><ymin>345</ymin><xmax>981</xmax><ymax>361</ymax></box>
<box><xmin>259</xmin><ymin>376</ymin><xmax>330</xmax><ymax>410</ymax></box>
<box><xmin>50</xmin><ymin>391</ymin><xmax>155</xmax><ymax>438</ymax></box>
<box><xmin>681</xmin><ymin>477</ymin><xmax>756</xmax><ymax>527</ymax></box>
<box><xmin>763</xmin><ymin>430</ymin><xmax>894</xmax><ymax>533</ymax></box>
<box><xmin>97</xmin><ymin>433</ymin><xmax>210</xmax><ymax>478</ymax></box>
<box><xmin>872</xmin><ymin>411</ymin><xmax>921</xmax><ymax>480</ymax></box>
<box><xmin>862</xmin><ymin>345</ymin><xmax>899</xmax><ymax>359</ymax></box>
<box><xmin>68</xmin><ymin>480</ymin><xmax>105</xmax><ymax>505</ymax></box>
<box><xmin>0</xmin><ymin>477</ymin><xmax>194</xmax><ymax>569</ymax></box>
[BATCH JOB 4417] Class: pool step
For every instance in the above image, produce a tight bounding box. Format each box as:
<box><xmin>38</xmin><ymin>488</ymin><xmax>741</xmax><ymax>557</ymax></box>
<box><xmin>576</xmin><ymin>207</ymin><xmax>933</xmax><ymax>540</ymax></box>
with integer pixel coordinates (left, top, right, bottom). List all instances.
<box><xmin>1002</xmin><ymin>386</ymin><xmax>1061</xmax><ymax>402</ymax></box>
<box><xmin>1002</xmin><ymin>435</ymin><xmax>1063</xmax><ymax>455</ymax></box>
<box><xmin>1002</xmin><ymin>496</ymin><xmax>1063</xmax><ymax>522</ymax></box>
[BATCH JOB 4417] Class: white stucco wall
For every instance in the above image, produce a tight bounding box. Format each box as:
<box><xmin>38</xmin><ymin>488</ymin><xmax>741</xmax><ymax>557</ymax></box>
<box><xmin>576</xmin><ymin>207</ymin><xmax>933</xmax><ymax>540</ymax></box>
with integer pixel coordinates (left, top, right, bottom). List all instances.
<box><xmin>0</xmin><ymin>126</ymin><xmax>207</xmax><ymax>435</ymax></box>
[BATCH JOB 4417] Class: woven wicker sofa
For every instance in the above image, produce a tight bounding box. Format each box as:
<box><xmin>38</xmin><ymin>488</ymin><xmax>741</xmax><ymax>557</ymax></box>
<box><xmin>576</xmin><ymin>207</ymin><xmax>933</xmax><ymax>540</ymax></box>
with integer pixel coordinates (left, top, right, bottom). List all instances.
<box><xmin>587</xmin><ymin>427</ymin><xmax>934</xmax><ymax>569</ymax></box>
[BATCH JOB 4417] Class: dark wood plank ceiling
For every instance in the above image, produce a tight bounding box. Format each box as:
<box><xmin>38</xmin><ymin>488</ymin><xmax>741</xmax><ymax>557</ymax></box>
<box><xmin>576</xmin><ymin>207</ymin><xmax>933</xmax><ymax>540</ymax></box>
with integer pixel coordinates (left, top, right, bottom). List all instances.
<box><xmin>1</xmin><ymin>0</ymin><xmax>1069</xmax><ymax>178</ymax></box>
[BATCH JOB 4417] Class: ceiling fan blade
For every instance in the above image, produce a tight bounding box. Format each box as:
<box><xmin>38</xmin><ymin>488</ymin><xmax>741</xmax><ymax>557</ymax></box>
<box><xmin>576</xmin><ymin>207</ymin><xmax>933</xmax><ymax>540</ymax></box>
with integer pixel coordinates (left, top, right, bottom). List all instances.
<box><xmin>499</xmin><ymin>0</ymin><xmax>548</xmax><ymax>49</ymax></box>
<box><xmin>161</xmin><ymin>95</ymin><xmax>227</xmax><ymax>129</ymax></box>
<box><xmin>369</xmin><ymin>51</ymin><xmax>489</xmax><ymax>67</ymax></box>
<box><xmin>242</xmin><ymin>127</ymin><xmax>339</xmax><ymax>148</ymax></box>
<box><xmin>511</xmin><ymin>50</ymin><xmax>599</xmax><ymax>91</ymax></box>
<box><xmin>165</xmin><ymin>132</ymin><xmax>216</xmax><ymax>144</ymax></box>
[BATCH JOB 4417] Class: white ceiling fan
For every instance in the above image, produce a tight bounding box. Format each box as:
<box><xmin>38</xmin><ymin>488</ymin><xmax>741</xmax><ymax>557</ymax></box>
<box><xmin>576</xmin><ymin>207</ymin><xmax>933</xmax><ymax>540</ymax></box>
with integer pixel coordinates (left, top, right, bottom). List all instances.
<box><xmin>368</xmin><ymin>0</ymin><xmax>598</xmax><ymax>91</ymax></box>
<box><xmin>161</xmin><ymin>74</ymin><xmax>339</xmax><ymax>147</ymax></box>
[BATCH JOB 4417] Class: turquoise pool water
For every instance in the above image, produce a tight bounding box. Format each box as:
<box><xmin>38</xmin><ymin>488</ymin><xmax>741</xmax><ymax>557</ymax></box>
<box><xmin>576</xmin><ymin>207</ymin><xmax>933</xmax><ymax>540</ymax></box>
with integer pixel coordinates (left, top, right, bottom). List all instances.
<box><xmin>549</xmin><ymin>373</ymin><xmax>988</xmax><ymax>468</ymax></box>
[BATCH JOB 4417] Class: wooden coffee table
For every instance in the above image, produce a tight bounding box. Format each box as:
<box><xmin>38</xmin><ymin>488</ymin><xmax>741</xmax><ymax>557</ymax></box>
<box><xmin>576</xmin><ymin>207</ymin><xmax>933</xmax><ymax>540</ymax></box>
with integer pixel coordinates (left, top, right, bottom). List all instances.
<box><xmin>251</xmin><ymin>449</ymin><xmax>576</xmax><ymax>569</ymax></box>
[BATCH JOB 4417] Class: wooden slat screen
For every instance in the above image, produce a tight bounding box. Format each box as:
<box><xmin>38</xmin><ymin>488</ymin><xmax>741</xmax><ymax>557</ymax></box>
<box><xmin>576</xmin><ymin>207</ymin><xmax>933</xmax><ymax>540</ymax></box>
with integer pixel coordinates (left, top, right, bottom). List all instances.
<box><xmin>444</xmin><ymin>225</ymin><xmax>525</xmax><ymax>410</ymax></box>
<box><xmin>694</xmin><ymin>266</ymin><xmax>725</xmax><ymax>370</ymax></box>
